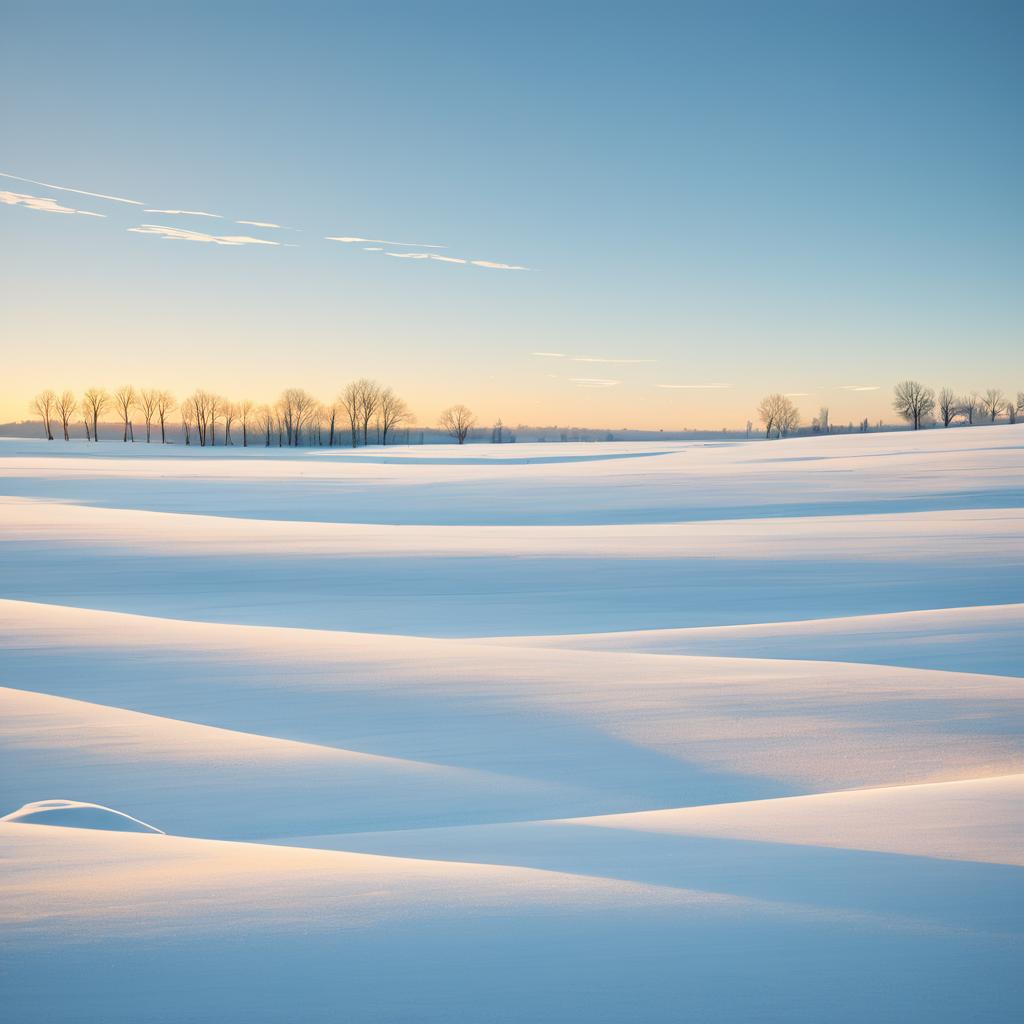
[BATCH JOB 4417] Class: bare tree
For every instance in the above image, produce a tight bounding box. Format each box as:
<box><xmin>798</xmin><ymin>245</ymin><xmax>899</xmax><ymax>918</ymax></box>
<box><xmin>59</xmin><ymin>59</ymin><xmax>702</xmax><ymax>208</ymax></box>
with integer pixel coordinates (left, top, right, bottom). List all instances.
<box><xmin>222</xmin><ymin>401</ymin><xmax>236</xmax><ymax>446</ymax></box>
<box><xmin>337</xmin><ymin>381</ymin><xmax>362</xmax><ymax>447</ymax></box>
<box><xmin>113</xmin><ymin>385</ymin><xmax>137</xmax><ymax>442</ymax></box>
<box><xmin>357</xmin><ymin>379</ymin><xmax>381</xmax><ymax>445</ymax></box>
<box><xmin>377</xmin><ymin>387</ymin><xmax>410</xmax><ymax>445</ymax></box>
<box><xmin>137</xmin><ymin>389</ymin><xmax>159</xmax><ymax>442</ymax></box>
<box><xmin>32</xmin><ymin>390</ymin><xmax>56</xmax><ymax>440</ymax></box>
<box><xmin>938</xmin><ymin>387</ymin><xmax>958</xmax><ymax>428</ymax></box>
<box><xmin>892</xmin><ymin>380</ymin><xmax>935</xmax><ymax>430</ymax></box>
<box><xmin>277</xmin><ymin>388</ymin><xmax>316</xmax><ymax>446</ymax></box>
<box><xmin>55</xmin><ymin>390</ymin><xmax>76</xmax><ymax>441</ymax></box>
<box><xmin>982</xmin><ymin>388</ymin><xmax>1005</xmax><ymax>423</ymax></box>
<box><xmin>155</xmin><ymin>391</ymin><xmax>176</xmax><ymax>443</ymax></box>
<box><xmin>439</xmin><ymin>404</ymin><xmax>476</xmax><ymax>444</ymax></box>
<box><xmin>180</xmin><ymin>396</ymin><xmax>197</xmax><ymax>445</ymax></box>
<box><xmin>238</xmin><ymin>400</ymin><xmax>254</xmax><ymax>446</ymax></box>
<box><xmin>817</xmin><ymin>407</ymin><xmax>829</xmax><ymax>434</ymax></box>
<box><xmin>959</xmin><ymin>393</ymin><xmax>979</xmax><ymax>425</ymax></box>
<box><xmin>209</xmin><ymin>394</ymin><xmax>229</xmax><ymax>446</ymax></box>
<box><xmin>254</xmin><ymin>404</ymin><xmax>273</xmax><ymax>447</ymax></box>
<box><xmin>757</xmin><ymin>394</ymin><xmax>799</xmax><ymax>439</ymax></box>
<box><xmin>189</xmin><ymin>390</ymin><xmax>216</xmax><ymax>446</ymax></box>
<box><xmin>1009</xmin><ymin>398</ymin><xmax>1018</xmax><ymax>425</ymax></box>
<box><xmin>326</xmin><ymin>401</ymin><xmax>338</xmax><ymax>447</ymax></box>
<box><xmin>82</xmin><ymin>387</ymin><xmax>109</xmax><ymax>442</ymax></box>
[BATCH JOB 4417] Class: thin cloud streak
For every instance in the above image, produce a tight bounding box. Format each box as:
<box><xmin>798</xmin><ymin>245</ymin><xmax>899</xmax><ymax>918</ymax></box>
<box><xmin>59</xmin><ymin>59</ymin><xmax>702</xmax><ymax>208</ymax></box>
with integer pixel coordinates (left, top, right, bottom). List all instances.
<box><xmin>532</xmin><ymin>352</ymin><xmax>566</xmax><ymax>358</ymax></box>
<box><xmin>145</xmin><ymin>209</ymin><xmax>222</xmax><ymax>219</ymax></box>
<box><xmin>573</xmin><ymin>357</ymin><xmax>654</xmax><ymax>364</ymax></box>
<box><xmin>471</xmin><ymin>260</ymin><xmax>528</xmax><ymax>270</ymax></box>
<box><xmin>127</xmin><ymin>224</ymin><xmax>280</xmax><ymax>246</ymax></box>
<box><xmin>237</xmin><ymin>220</ymin><xmax>283</xmax><ymax>228</ymax></box>
<box><xmin>839</xmin><ymin>385</ymin><xmax>880</xmax><ymax>392</ymax></box>
<box><xmin>327</xmin><ymin>236</ymin><xmax>445</xmax><ymax>249</ymax></box>
<box><xmin>381</xmin><ymin>251</ymin><xmax>527</xmax><ymax>270</ymax></box>
<box><xmin>571</xmin><ymin>377</ymin><xmax>620</xmax><ymax>388</ymax></box>
<box><xmin>0</xmin><ymin>170</ymin><xmax>144</xmax><ymax>205</ymax></box>
<box><xmin>1</xmin><ymin>190</ymin><xmax>106</xmax><ymax>217</ymax></box>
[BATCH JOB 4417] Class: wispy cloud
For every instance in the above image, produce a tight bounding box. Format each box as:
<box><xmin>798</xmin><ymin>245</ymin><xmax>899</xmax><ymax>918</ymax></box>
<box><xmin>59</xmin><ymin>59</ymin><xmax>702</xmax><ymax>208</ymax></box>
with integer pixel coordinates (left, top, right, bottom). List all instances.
<box><xmin>381</xmin><ymin>250</ymin><xmax>527</xmax><ymax>270</ymax></box>
<box><xmin>1</xmin><ymin>190</ymin><xmax>105</xmax><ymax>217</ymax></box>
<box><xmin>470</xmin><ymin>260</ymin><xmax>528</xmax><ymax>270</ymax></box>
<box><xmin>145</xmin><ymin>208</ymin><xmax>222</xmax><ymax>218</ymax></box>
<box><xmin>839</xmin><ymin>384</ymin><xmax>880</xmax><ymax>392</ymax></box>
<box><xmin>0</xmin><ymin>170</ymin><xmax>144</xmax><ymax>205</ymax></box>
<box><xmin>656</xmin><ymin>383</ymin><xmax>732</xmax><ymax>390</ymax></box>
<box><xmin>3</xmin><ymin>168</ymin><xmax>529</xmax><ymax>275</ymax></box>
<box><xmin>571</xmin><ymin>377</ymin><xmax>620</xmax><ymax>388</ymax></box>
<box><xmin>127</xmin><ymin>224</ymin><xmax>280</xmax><ymax>246</ymax></box>
<box><xmin>573</xmin><ymin>357</ymin><xmax>653</xmax><ymax>364</ymax></box>
<box><xmin>533</xmin><ymin>352</ymin><xmax>566</xmax><ymax>358</ymax></box>
<box><xmin>327</xmin><ymin>236</ymin><xmax>445</xmax><ymax>248</ymax></box>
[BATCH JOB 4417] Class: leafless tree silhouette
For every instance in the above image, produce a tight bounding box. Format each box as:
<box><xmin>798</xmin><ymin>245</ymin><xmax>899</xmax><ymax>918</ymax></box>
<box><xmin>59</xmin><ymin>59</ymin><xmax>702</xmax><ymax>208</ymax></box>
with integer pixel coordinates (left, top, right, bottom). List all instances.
<box><xmin>377</xmin><ymin>387</ymin><xmax>410</xmax><ymax>445</ymax></box>
<box><xmin>113</xmin><ymin>385</ymin><xmax>136</xmax><ymax>442</ymax></box>
<box><xmin>55</xmin><ymin>391</ymin><xmax>76</xmax><ymax>441</ymax></box>
<box><xmin>278</xmin><ymin>388</ymin><xmax>316</xmax><ymax>446</ymax></box>
<box><xmin>238</xmin><ymin>400</ymin><xmax>254</xmax><ymax>446</ymax></box>
<box><xmin>892</xmin><ymin>380</ymin><xmax>935</xmax><ymax>430</ymax></box>
<box><xmin>189</xmin><ymin>390</ymin><xmax>216</xmax><ymax>446</ymax></box>
<box><xmin>32</xmin><ymin>390</ymin><xmax>56</xmax><ymax>440</ymax></box>
<box><xmin>222</xmin><ymin>401</ymin><xmax>236</xmax><ymax>445</ymax></box>
<box><xmin>82</xmin><ymin>388</ymin><xmax>109</xmax><ymax>442</ymax></box>
<box><xmin>757</xmin><ymin>394</ymin><xmax>799</xmax><ymax>439</ymax></box>
<box><xmin>155</xmin><ymin>391</ymin><xmax>176</xmax><ymax>443</ymax></box>
<box><xmin>959</xmin><ymin>393</ymin><xmax>979</xmax><ymax>425</ymax></box>
<box><xmin>180</xmin><ymin>396</ymin><xmax>197</xmax><ymax>445</ymax></box>
<box><xmin>938</xmin><ymin>388</ymin><xmax>958</xmax><ymax>428</ymax></box>
<box><xmin>357</xmin><ymin>380</ymin><xmax>381</xmax><ymax>445</ymax></box>
<box><xmin>337</xmin><ymin>381</ymin><xmax>362</xmax><ymax>447</ymax></box>
<box><xmin>982</xmin><ymin>388</ymin><xmax>1005</xmax><ymax>423</ymax></box>
<box><xmin>440</xmin><ymin>404</ymin><xmax>476</xmax><ymax>444</ymax></box>
<box><xmin>137</xmin><ymin>389</ymin><xmax>159</xmax><ymax>442</ymax></box>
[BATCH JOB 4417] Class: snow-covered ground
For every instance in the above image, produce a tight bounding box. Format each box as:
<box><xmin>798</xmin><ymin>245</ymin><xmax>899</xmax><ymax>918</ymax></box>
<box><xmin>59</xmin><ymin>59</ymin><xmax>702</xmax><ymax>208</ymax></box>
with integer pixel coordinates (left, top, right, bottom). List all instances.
<box><xmin>1</xmin><ymin>427</ymin><xmax>1022</xmax><ymax>1022</ymax></box>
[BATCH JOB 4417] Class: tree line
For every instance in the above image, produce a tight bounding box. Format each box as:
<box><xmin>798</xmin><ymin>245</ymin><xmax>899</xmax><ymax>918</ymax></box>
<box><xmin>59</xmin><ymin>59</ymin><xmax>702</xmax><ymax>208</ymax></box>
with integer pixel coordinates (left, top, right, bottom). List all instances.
<box><xmin>30</xmin><ymin>382</ymin><xmax>480</xmax><ymax>446</ymax></box>
<box><xmin>756</xmin><ymin>383</ymin><xmax>1022</xmax><ymax>439</ymax></box>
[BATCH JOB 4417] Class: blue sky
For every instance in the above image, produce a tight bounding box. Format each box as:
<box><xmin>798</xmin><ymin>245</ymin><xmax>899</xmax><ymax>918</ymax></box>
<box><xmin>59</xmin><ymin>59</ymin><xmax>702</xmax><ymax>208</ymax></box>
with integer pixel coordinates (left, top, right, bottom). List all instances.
<box><xmin>2</xmin><ymin>1</ymin><xmax>1021</xmax><ymax>427</ymax></box>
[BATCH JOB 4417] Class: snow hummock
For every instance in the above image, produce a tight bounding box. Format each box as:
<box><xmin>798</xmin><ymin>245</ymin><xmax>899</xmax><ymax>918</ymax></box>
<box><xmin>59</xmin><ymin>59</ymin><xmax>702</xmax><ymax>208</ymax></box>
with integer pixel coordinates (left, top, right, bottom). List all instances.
<box><xmin>1</xmin><ymin>799</ymin><xmax>164</xmax><ymax>834</ymax></box>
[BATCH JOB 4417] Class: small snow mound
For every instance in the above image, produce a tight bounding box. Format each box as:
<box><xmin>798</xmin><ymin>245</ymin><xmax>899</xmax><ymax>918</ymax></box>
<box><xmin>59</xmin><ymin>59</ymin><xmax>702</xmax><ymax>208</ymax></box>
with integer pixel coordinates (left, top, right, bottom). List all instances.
<box><xmin>0</xmin><ymin>800</ymin><xmax>164</xmax><ymax>834</ymax></box>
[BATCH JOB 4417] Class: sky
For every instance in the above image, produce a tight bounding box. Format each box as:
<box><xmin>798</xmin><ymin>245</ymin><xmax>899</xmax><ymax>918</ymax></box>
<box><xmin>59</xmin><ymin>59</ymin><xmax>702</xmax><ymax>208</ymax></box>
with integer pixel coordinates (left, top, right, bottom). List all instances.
<box><xmin>1</xmin><ymin>1</ymin><xmax>1021</xmax><ymax>429</ymax></box>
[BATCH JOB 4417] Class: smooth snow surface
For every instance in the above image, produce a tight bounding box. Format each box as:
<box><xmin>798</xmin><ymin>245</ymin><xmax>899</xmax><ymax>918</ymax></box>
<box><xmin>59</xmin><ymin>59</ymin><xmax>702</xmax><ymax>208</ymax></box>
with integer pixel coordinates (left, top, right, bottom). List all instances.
<box><xmin>1</xmin><ymin>427</ymin><xmax>1022</xmax><ymax>1022</ymax></box>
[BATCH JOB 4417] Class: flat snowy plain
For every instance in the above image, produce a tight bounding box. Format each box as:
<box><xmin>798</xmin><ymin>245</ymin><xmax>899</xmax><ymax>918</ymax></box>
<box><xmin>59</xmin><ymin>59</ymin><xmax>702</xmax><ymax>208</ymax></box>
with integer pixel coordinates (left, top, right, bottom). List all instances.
<box><xmin>1</xmin><ymin>427</ymin><xmax>1022</xmax><ymax>1022</ymax></box>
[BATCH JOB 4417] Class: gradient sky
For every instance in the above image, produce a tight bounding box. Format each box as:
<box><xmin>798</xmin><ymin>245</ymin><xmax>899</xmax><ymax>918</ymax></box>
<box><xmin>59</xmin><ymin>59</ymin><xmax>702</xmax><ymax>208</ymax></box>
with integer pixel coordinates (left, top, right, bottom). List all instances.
<box><xmin>2</xmin><ymin>1</ymin><xmax>1021</xmax><ymax>429</ymax></box>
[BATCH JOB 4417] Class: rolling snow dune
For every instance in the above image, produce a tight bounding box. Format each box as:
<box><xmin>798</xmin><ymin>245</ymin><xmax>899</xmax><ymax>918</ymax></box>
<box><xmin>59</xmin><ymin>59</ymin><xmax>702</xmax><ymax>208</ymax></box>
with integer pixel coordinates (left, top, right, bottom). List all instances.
<box><xmin>1</xmin><ymin>498</ymin><xmax>1020</xmax><ymax>634</ymax></box>
<box><xmin>491</xmin><ymin>603</ymin><xmax>1024</xmax><ymax>676</ymax></box>
<box><xmin>1</xmin><ymin>427</ymin><xmax>1022</xmax><ymax>1022</ymax></box>
<box><xmin>2</xmin><ymin>823</ymin><xmax>1021</xmax><ymax>1024</ymax></box>
<box><xmin>2</xmin><ymin>601</ymin><xmax>1023</xmax><ymax>808</ymax></box>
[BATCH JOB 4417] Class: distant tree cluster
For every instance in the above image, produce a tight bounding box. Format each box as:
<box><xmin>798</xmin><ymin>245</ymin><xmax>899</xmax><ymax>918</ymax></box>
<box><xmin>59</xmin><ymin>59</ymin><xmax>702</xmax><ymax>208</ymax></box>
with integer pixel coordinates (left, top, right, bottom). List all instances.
<box><xmin>30</xmin><ymin>381</ymin><xmax>478</xmax><ymax>447</ymax></box>
<box><xmin>755</xmin><ymin>382</ymin><xmax>1021</xmax><ymax>439</ymax></box>
<box><xmin>892</xmin><ymin>382</ymin><xmax>1022</xmax><ymax>430</ymax></box>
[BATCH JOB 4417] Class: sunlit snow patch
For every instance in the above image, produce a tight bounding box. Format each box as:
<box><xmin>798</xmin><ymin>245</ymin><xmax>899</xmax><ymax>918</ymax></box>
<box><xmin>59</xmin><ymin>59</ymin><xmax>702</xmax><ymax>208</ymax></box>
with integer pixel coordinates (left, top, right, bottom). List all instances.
<box><xmin>1</xmin><ymin>799</ymin><xmax>164</xmax><ymax>834</ymax></box>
